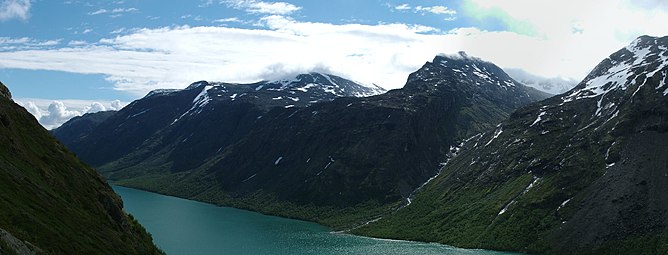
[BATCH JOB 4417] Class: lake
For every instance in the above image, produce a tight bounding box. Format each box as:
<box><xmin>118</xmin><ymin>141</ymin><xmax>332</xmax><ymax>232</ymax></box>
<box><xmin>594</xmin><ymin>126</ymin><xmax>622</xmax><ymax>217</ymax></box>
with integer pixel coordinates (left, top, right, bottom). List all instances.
<box><xmin>113</xmin><ymin>186</ymin><xmax>518</xmax><ymax>255</ymax></box>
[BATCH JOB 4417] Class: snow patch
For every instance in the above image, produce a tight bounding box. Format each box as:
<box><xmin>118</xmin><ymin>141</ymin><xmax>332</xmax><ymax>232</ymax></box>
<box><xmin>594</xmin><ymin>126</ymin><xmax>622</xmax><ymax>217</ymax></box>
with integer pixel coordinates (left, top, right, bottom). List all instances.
<box><xmin>564</xmin><ymin>37</ymin><xmax>668</xmax><ymax>102</ymax></box>
<box><xmin>295</xmin><ymin>83</ymin><xmax>318</xmax><ymax>92</ymax></box>
<box><xmin>128</xmin><ymin>109</ymin><xmax>150</xmax><ymax>119</ymax></box>
<box><xmin>404</xmin><ymin>142</ymin><xmax>465</xmax><ymax>208</ymax></box>
<box><xmin>145</xmin><ymin>89</ymin><xmax>178</xmax><ymax>98</ymax></box>
<box><xmin>530</xmin><ymin>111</ymin><xmax>546</xmax><ymax>127</ymax></box>
<box><xmin>242</xmin><ymin>174</ymin><xmax>257</xmax><ymax>182</ymax></box>
<box><xmin>324</xmin><ymin>156</ymin><xmax>335</xmax><ymax>170</ymax></box>
<box><xmin>557</xmin><ymin>198</ymin><xmax>572</xmax><ymax>211</ymax></box>
<box><xmin>499</xmin><ymin>176</ymin><xmax>541</xmax><ymax>215</ymax></box>
<box><xmin>498</xmin><ymin>201</ymin><xmax>515</xmax><ymax>215</ymax></box>
<box><xmin>484</xmin><ymin>127</ymin><xmax>503</xmax><ymax>147</ymax></box>
<box><xmin>171</xmin><ymin>85</ymin><xmax>213</xmax><ymax>124</ymax></box>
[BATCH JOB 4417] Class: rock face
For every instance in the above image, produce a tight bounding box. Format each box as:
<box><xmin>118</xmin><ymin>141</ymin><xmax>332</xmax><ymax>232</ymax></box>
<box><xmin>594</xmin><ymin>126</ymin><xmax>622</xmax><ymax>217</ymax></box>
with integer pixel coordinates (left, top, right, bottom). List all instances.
<box><xmin>0</xmin><ymin>83</ymin><xmax>163</xmax><ymax>254</ymax></box>
<box><xmin>357</xmin><ymin>36</ymin><xmax>668</xmax><ymax>254</ymax></box>
<box><xmin>0</xmin><ymin>228</ymin><xmax>40</xmax><ymax>255</ymax></box>
<box><xmin>0</xmin><ymin>82</ymin><xmax>11</xmax><ymax>100</ymax></box>
<box><xmin>55</xmin><ymin>60</ymin><xmax>548</xmax><ymax>227</ymax></box>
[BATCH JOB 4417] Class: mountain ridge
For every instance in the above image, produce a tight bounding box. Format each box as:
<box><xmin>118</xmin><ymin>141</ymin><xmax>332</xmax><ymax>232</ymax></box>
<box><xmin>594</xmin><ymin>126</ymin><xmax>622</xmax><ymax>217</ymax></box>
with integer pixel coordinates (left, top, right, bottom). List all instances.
<box><xmin>0</xmin><ymin>82</ymin><xmax>163</xmax><ymax>254</ymax></box>
<box><xmin>54</xmin><ymin>56</ymin><xmax>549</xmax><ymax>229</ymax></box>
<box><xmin>356</xmin><ymin>35</ymin><xmax>668</xmax><ymax>254</ymax></box>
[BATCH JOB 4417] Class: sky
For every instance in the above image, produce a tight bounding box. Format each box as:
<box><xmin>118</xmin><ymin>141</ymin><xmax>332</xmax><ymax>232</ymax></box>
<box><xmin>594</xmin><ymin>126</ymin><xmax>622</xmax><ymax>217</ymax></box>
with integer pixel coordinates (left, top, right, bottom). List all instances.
<box><xmin>1</xmin><ymin>0</ymin><xmax>667</xmax><ymax>129</ymax></box>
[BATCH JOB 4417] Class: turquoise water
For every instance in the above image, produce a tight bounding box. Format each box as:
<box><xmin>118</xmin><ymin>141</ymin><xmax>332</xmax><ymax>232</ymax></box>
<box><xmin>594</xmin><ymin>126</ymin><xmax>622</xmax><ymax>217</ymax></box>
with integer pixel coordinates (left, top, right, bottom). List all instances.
<box><xmin>113</xmin><ymin>186</ymin><xmax>517</xmax><ymax>255</ymax></box>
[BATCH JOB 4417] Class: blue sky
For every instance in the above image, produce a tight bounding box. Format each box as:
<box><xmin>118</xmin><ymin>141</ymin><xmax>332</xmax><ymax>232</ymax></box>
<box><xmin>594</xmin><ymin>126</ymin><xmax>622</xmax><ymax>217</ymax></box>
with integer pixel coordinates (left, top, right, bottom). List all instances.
<box><xmin>1</xmin><ymin>0</ymin><xmax>667</xmax><ymax>128</ymax></box>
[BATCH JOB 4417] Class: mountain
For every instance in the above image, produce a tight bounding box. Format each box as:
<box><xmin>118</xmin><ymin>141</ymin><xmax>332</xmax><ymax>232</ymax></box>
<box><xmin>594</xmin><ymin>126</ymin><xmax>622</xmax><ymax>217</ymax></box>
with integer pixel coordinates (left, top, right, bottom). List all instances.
<box><xmin>0</xmin><ymin>82</ymin><xmax>162</xmax><ymax>254</ymax></box>
<box><xmin>55</xmin><ymin>58</ymin><xmax>548</xmax><ymax>228</ymax></box>
<box><xmin>505</xmin><ymin>68</ymin><xmax>578</xmax><ymax>95</ymax></box>
<box><xmin>55</xmin><ymin>73</ymin><xmax>385</xmax><ymax>173</ymax></box>
<box><xmin>51</xmin><ymin>110</ymin><xmax>116</xmax><ymax>146</ymax></box>
<box><xmin>356</xmin><ymin>36</ymin><xmax>668</xmax><ymax>254</ymax></box>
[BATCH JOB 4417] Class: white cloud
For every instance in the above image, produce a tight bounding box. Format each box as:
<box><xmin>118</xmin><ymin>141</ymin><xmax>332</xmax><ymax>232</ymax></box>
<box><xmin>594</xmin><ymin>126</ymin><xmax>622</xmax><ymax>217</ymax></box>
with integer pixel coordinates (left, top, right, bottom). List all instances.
<box><xmin>110</xmin><ymin>99</ymin><xmax>122</xmax><ymax>110</ymax></box>
<box><xmin>199</xmin><ymin>0</ymin><xmax>214</xmax><ymax>7</ymax></box>
<box><xmin>39</xmin><ymin>101</ymin><xmax>82</xmax><ymax>129</ymax></box>
<box><xmin>0</xmin><ymin>0</ymin><xmax>31</xmax><ymax>21</ymax></box>
<box><xmin>88</xmin><ymin>9</ymin><xmax>108</xmax><ymax>15</ymax></box>
<box><xmin>110</xmin><ymin>28</ymin><xmax>126</xmax><ymax>34</ymax></box>
<box><xmin>458</xmin><ymin>0</ymin><xmax>668</xmax><ymax>77</ymax></box>
<box><xmin>16</xmin><ymin>98</ymin><xmax>127</xmax><ymax>129</ymax></box>
<box><xmin>89</xmin><ymin>7</ymin><xmax>138</xmax><ymax>16</ymax></box>
<box><xmin>0</xmin><ymin>37</ymin><xmax>61</xmax><ymax>50</ymax></box>
<box><xmin>111</xmin><ymin>7</ymin><xmax>138</xmax><ymax>13</ymax></box>
<box><xmin>68</xmin><ymin>40</ymin><xmax>87</xmax><ymax>46</ymax></box>
<box><xmin>1</xmin><ymin>1</ymin><xmax>667</xmax><ymax>97</ymax></box>
<box><xmin>88</xmin><ymin>102</ymin><xmax>106</xmax><ymax>112</ymax></box>
<box><xmin>391</xmin><ymin>3</ymin><xmax>456</xmax><ymax>18</ymax></box>
<box><xmin>415</xmin><ymin>6</ymin><xmax>456</xmax><ymax>15</ymax></box>
<box><xmin>394</xmin><ymin>4</ymin><xmax>410</xmax><ymax>11</ymax></box>
<box><xmin>223</xmin><ymin>0</ymin><xmax>301</xmax><ymax>15</ymax></box>
<box><xmin>22</xmin><ymin>101</ymin><xmax>41</xmax><ymax>120</ymax></box>
<box><xmin>212</xmin><ymin>17</ymin><xmax>242</xmax><ymax>23</ymax></box>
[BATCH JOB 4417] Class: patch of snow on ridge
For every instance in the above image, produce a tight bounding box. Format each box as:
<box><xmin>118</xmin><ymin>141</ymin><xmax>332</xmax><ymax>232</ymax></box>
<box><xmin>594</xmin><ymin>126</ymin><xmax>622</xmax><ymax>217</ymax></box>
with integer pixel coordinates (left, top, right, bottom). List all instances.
<box><xmin>295</xmin><ymin>83</ymin><xmax>318</xmax><ymax>92</ymax></box>
<box><xmin>530</xmin><ymin>111</ymin><xmax>547</xmax><ymax>127</ymax></box>
<box><xmin>171</xmin><ymin>85</ymin><xmax>214</xmax><ymax>124</ymax></box>
<box><xmin>564</xmin><ymin>37</ymin><xmax>668</xmax><ymax>102</ymax></box>
<box><xmin>320</xmin><ymin>73</ymin><xmax>339</xmax><ymax>87</ymax></box>
<box><xmin>145</xmin><ymin>89</ymin><xmax>179</xmax><ymax>98</ymax></box>
<box><xmin>557</xmin><ymin>198</ymin><xmax>572</xmax><ymax>211</ymax></box>
<box><xmin>403</xmin><ymin>137</ymin><xmax>473</xmax><ymax>208</ymax></box>
<box><xmin>192</xmin><ymin>85</ymin><xmax>214</xmax><ymax>106</ymax></box>
<box><xmin>499</xmin><ymin>176</ymin><xmax>541</xmax><ymax>215</ymax></box>
<box><xmin>485</xmin><ymin>126</ymin><xmax>503</xmax><ymax>147</ymax></box>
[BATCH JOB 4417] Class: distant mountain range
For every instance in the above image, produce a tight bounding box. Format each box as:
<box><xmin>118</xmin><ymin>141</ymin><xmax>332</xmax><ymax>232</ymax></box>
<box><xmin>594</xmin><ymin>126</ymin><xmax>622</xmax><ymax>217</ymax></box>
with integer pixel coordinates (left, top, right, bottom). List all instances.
<box><xmin>0</xmin><ymin>82</ymin><xmax>162</xmax><ymax>254</ymax></box>
<box><xmin>505</xmin><ymin>68</ymin><xmax>578</xmax><ymax>95</ymax></box>
<box><xmin>54</xmin><ymin>53</ymin><xmax>548</xmax><ymax>228</ymax></box>
<box><xmin>52</xmin><ymin>35</ymin><xmax>668</xmax><ymax>254</ymax></box>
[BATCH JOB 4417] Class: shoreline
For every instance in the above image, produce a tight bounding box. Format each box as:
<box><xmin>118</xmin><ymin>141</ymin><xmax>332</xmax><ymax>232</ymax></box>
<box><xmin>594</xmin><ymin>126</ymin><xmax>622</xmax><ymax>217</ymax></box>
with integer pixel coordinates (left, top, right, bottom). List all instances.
<box><xmin>111</xmin><ymin>184</ymin><xmax>522</xmax><ymax>255</ymax></box>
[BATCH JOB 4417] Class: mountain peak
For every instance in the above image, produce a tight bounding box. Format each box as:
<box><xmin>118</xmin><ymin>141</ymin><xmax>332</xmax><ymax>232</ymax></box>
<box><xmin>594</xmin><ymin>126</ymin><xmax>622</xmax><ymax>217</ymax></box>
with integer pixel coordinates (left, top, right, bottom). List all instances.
<box><xmin>563</xmin><ymin>35</ymin><xmax>668</xmax><ymax>102</ymax></box>
<box><xmin>0</xmin><ymin>81</ymin><xmax>11</xmax><ymax>100</ymax></box>
<box><xmin>434</xmin><ymin>51</ymin><xmax>481</xmax><ymax>62</ymax></box>
<box><xmin>406</xmin><ymin>53</ymin><xmax>518</xmax><ymax>90</ymax></box>
<box><xmin>185</xmin><ymin>80</ymin><xmax>211</xmax><ymax>90</ymax></box>
<box><xmin>263</xmin><ymin>72</ymin><xmax>386</xmax><ymax>97</ymax></box>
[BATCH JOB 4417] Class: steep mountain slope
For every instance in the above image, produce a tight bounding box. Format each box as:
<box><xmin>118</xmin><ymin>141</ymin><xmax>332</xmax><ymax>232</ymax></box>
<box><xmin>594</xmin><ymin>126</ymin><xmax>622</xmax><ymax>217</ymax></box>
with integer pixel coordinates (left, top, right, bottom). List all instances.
<box><xmin>358</xmin><ymin>36</ymin><xmax>668</xmax><ymax>254</ymax></box>
<box><xmin>0</xmin><ymin>82</ymin><xmax>162</xmax><ymax>254</ymax></box>
<box><xmin>56</xmin><ymin>55</ymin><xmax>549</xmax><ymax>228</ymax></box>
<box><xmin>56</xmin><ymin>73</ymin><xmax>384</xmax><ymax>173</ymax></box>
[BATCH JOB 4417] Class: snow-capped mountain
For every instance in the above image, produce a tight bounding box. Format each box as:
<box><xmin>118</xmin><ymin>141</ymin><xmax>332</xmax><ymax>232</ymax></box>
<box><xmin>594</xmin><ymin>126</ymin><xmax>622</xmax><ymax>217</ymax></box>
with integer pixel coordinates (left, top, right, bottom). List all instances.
<box><xmin>357</xmin><ymin>35</ymin><xmax>668</xmax><ymax>254</ymax></box>
<box><xmin>149</xmin><ymin>72</ymin><xmax>384</xmax><ymax>108</ymax></box>
<box><xmin>54</xmin><ymin>53</ymin><xmax>548</xmax><ymax>231</ymax></box>
<box><xmin>54</xmin><ymin>73</ymin><xmax>384</xmax><ymax>167</ymax></box>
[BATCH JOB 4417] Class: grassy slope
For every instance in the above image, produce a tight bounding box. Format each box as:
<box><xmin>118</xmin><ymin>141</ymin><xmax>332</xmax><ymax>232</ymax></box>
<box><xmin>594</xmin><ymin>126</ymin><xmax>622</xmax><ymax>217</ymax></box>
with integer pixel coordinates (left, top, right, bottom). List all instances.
<box><xmin>354</xmin><ymin>74</ymin><xmax>668</xmax><ymax>254</ymax></box>
<box><xmin>0</xmin><ymin>85</ymin><xmax>163</xmax><ymax>255</ymax></box>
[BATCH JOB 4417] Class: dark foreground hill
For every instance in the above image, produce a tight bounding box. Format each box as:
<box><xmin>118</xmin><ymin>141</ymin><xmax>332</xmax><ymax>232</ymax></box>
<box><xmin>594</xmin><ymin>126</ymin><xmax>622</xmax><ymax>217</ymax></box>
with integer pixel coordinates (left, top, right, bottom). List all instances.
<box><xmin>0</xmin><ymin>82</ymin><xmax>162</xmax><ymax>254</ymax></box>
<box><xmin>357</xmin><ymin>35</ymin><xmax>668</xmax><ymax>254</ymax></box>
